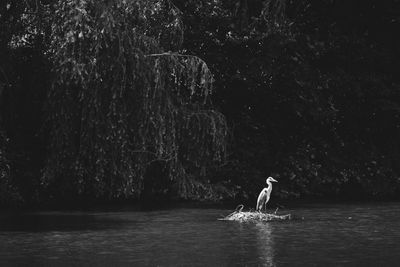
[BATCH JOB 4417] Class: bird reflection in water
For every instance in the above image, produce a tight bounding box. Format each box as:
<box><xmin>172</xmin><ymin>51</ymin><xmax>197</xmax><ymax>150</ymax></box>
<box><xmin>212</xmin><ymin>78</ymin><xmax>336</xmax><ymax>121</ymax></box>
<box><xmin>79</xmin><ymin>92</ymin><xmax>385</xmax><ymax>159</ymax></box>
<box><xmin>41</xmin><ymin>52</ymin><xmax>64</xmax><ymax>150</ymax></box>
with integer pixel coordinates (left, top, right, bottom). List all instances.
<box><xmin>255</xmin><ymin>222</ymin><xmax>275</xmax><ymax>267</ymax></box>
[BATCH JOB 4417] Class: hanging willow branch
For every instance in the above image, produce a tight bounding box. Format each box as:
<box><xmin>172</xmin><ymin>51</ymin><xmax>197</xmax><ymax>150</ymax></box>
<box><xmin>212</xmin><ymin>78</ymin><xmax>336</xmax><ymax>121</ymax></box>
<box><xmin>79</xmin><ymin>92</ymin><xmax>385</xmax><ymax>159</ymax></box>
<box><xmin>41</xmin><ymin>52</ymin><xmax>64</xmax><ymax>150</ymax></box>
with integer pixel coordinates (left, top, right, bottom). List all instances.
<box><xmin>43</xmin><ymin>0</ymin><xmax>227</xmax><ymax>200</ymax></box>
<box><xmin>0</xmin><ymin>131</ymin><xmax>9</xmax><ymax>181</ymax></box>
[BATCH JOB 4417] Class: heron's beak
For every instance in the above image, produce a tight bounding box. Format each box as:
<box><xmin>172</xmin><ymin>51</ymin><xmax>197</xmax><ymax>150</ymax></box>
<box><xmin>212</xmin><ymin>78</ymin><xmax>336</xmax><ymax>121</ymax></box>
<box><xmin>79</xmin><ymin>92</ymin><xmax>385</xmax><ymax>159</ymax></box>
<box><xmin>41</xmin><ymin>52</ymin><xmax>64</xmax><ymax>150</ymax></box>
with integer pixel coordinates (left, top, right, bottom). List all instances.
<box><xmin>270</xmin><ymin>178</ymin><xmax>278</xmax><ymax>183</ymax></box>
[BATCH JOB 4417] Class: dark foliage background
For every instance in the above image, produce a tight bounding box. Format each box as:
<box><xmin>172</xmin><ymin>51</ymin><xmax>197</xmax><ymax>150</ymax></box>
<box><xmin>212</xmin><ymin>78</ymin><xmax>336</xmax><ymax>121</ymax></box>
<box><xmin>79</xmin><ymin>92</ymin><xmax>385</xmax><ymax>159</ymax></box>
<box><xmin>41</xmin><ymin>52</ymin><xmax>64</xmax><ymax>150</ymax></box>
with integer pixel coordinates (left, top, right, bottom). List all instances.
<box><xmin>174</xmin><ymin>0</ymin><xmax>400</xmax><ymax>201</ymax></box>
<box><xmin>1</xmin><ymin>0</ymin><xmax>400</xmax><ymax>207</ymax></box>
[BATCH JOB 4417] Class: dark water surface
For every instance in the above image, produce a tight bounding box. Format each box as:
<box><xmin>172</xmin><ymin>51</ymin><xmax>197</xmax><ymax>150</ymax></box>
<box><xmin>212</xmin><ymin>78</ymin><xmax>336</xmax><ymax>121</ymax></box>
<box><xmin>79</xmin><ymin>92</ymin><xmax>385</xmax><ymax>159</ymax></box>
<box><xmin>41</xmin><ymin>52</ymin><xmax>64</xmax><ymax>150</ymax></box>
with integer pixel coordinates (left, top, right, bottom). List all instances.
<box><xmin>1</xmin><ymin>203</ymin><xmax>400</xmax><ymax>266</ymax></box>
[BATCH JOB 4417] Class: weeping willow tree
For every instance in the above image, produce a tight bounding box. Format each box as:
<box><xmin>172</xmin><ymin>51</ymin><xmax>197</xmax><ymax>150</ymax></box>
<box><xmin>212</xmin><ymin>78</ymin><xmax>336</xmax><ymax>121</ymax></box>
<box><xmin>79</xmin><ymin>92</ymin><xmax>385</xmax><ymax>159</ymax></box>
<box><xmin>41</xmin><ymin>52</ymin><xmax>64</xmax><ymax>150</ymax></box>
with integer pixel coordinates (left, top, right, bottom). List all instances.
<box><xmin>43</xmin><ymin>0</ymin><xmax>227</xmax><ymax>200</ymax></box>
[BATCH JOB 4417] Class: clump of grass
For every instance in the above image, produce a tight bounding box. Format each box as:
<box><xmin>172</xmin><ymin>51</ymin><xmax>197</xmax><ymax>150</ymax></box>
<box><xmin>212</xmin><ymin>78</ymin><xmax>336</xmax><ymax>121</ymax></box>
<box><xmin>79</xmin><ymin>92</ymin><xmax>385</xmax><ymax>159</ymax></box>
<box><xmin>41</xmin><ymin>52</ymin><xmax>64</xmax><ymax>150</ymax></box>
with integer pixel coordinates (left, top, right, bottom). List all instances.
<box><xmin>219</xmin><ymin>205</ymin><xmax>291</xmax><ymax>222</ymax></box>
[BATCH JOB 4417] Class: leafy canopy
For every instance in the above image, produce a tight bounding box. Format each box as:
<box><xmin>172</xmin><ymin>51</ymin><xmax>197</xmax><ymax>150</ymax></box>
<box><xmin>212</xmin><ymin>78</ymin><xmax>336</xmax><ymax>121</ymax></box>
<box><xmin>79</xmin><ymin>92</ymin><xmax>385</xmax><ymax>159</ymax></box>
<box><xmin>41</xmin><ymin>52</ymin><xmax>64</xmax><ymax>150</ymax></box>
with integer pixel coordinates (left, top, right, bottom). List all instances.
<box><xmin>43</xmin><ymin>0</ymin><xmax>227</xmax><ymax>200</ymax></box>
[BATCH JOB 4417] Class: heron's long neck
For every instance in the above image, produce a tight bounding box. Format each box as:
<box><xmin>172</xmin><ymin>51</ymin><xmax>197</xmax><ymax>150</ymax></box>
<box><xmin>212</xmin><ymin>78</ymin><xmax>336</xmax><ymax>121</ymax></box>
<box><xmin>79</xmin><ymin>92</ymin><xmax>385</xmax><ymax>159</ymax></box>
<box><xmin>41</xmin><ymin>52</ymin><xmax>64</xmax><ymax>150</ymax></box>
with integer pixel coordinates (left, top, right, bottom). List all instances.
<box><xmin>266</xmin><ymin>181</ymin><xmax>272</xmax><ymax>190</ymax></box>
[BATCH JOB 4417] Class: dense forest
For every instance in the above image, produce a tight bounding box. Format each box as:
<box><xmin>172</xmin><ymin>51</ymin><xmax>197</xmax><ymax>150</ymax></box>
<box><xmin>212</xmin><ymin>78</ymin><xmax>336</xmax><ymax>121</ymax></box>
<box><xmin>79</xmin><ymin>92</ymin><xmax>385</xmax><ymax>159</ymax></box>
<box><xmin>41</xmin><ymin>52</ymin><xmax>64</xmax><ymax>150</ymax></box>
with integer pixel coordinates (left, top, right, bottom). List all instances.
<box><xmin>1</xmin><ymin>0</ymin><xmax>400</xmax><ymax>208</ymax></box>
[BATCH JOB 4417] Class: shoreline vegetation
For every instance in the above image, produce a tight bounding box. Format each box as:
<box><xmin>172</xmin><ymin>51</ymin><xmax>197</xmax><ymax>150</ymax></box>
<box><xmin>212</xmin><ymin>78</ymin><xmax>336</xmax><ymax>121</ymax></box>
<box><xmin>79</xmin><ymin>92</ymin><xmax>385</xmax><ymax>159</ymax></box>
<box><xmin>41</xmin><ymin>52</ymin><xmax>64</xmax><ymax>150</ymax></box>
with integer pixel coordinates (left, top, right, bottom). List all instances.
<box><xmin>1</xmin><ymin>0</ymin><xmax>400</xmax><ymax>208</ymax></box>
<box><xmin>2</xmin><ymin>195</ymin><xmax>400</xmax><ymax>212</ymax></box>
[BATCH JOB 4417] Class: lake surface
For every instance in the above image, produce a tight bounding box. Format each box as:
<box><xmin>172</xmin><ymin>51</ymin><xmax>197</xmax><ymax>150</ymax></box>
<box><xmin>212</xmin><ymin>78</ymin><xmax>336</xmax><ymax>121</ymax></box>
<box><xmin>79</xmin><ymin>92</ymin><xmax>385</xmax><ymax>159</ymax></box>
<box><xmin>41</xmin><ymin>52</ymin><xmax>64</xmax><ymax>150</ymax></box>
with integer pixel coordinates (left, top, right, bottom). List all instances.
<box><xmin>1</xmin><ymin>203</ymin><xmax>400</xmax><ymax>266</ymax></box>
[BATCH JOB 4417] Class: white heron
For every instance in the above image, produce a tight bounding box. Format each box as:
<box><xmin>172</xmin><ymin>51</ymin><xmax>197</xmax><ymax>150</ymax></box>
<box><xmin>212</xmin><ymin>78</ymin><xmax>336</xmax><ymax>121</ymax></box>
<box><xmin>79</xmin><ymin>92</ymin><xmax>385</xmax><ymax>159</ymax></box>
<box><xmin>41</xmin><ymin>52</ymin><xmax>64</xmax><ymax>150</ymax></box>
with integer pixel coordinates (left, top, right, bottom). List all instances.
<box><xmin>256</xmin><ymin>177</ymin><xmax>278</xmax><ymax>212</ymax></box>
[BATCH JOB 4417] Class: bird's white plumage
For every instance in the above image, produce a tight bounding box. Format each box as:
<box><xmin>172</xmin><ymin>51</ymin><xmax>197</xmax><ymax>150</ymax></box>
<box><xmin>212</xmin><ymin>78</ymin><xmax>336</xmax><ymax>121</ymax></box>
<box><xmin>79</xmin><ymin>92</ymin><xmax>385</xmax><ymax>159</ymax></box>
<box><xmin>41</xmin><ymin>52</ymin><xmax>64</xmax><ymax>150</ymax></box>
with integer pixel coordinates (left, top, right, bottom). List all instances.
<box><xmin>256</xmin><ymin>177</ymin><xmax>277</xmax><ymax>211</ymax></box>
